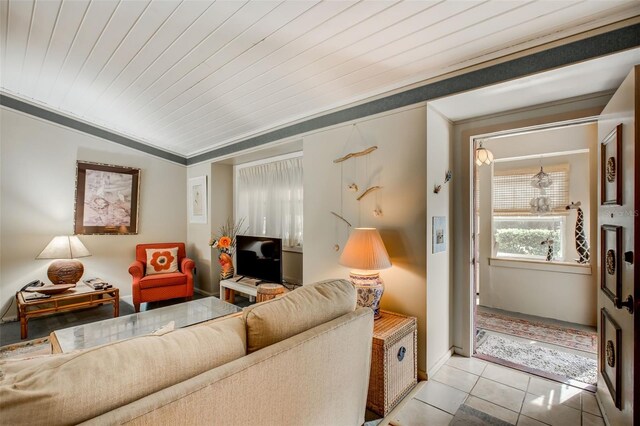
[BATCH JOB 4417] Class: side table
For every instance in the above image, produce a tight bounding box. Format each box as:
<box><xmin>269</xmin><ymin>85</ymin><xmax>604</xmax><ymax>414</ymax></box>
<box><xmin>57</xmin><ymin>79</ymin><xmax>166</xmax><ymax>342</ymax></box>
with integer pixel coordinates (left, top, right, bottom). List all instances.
<box><xmin>16</xmin><ymin>282</ymin><xmax>119</xmax><ymax>339</ymax></box>
<box><xmin>367</xmin><ymin>310</ymin><xmax>417</xmax><ymax>417</ymax></box>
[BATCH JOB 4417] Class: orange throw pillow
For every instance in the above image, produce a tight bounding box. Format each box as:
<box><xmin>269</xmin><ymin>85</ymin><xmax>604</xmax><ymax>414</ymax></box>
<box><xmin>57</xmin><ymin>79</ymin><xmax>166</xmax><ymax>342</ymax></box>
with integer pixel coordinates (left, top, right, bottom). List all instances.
<box><xmin>145</xmin><ymin>248</ymin><xmax>179</xmax><ymax>275</ymax></box>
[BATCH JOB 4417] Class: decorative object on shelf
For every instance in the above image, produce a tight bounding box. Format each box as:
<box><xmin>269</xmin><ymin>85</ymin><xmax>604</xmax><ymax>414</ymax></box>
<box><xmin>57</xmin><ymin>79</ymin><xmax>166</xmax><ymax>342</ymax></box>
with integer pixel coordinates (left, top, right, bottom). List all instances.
<box><xmin>333</xmin><ymin>146</ymin><xmax>378</xmax><ymax>163</ymax></box>
<box><xmin>339</xmin><ymin>228</ymin><xmax>391</xmax><ymax>319</ymax></box>
<box><xmin>475</xmin><ymin>141</ymin><xmax>494</xmax><ymax>166</ymax></box>
<box><xmin>25</xmin><ymin>283</ymin><xmax>75</xmax><ymax>295</ymax></box>
<box><xmin>566</xmin><ymin>201</ymin><xmax>590</xmax><ymax>264</ymax></box>
<box><xmin>600</xmin><ymin>225</ymin><xmax>622</xmax><ymax>303</ymax></box>
<box><xmin>530</xmin><ymin>165</ymin><xmax>553</xmax><ymax>214</ymax></box>
<box><xmin>209</xmin><ymin>218</ymin><xmax>246</xmax><ymax>280</ymax></box>
<box><xmin>36</xmin><ymin>236</ymin><xmax>91</xmax><ymax>285</ymax></box>
<box><xmin>188</xmin><ymin>175</ymin><xmax>207</xmax><ymax>224</ymax></box>
<box><xmin>600</xmin><ymin>124</ymin><xmax>622</xmax><ymax>205</ymax></box>
<box><xmin>357</xmin><ymin>186</ymin><xmax>382</xmax><ymax>201</ymax></box>
<box><xmin>348</xmin><ymin>183</ymin><xmax>359</xmax><ymax>192</ymax></box>
<box><xmin>432</xmin><ymin>216</ymin><xmax>446</xmax><ymax>254</ymax></box>
<box><xmin>600</xmin><ymin>308</ymin><xmax>621</xmax><ymax>408</ymax></box>
<box><xmin>540</xmin><ymin>237</ymin><xmax>554</xmax><ymax>262</ymax></box>
<box><xmin>74</xmin><ymin>161</ymin><xmax>140</xmax><ymax>235</ymax></box>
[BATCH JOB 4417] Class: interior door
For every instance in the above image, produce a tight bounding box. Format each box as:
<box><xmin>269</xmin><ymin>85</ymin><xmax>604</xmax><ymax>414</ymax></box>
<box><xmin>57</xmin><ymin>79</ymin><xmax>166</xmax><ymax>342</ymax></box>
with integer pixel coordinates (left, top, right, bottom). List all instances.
<box><xmin>596</xmin><ymin>66</ymin><xmax>638</xmax><ymax>425</ymax></box>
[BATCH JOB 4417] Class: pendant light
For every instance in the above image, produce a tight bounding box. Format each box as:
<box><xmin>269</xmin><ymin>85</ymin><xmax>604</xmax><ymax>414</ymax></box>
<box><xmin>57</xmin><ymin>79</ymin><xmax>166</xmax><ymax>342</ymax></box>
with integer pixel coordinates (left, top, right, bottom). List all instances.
<box><xmin>475</xmin><ymin>141</ymin><xmax>494</xmax><ymax>166</ymax></box>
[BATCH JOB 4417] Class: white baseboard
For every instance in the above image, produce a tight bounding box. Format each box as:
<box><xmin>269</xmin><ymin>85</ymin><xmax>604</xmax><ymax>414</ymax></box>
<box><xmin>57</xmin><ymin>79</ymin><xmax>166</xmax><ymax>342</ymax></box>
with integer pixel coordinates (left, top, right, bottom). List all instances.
<box><xmin>427</xmin><ymin>348</ymin><xmax>454</xmax><ymax>379</ymax></box>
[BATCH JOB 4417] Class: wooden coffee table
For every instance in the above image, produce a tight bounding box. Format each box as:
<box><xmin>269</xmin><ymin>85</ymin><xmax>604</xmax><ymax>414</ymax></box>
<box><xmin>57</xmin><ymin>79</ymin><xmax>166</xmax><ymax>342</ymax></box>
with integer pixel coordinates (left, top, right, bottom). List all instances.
<box><xmin>16</xmin><ymin>282</ymin><xmax>119</xmax><ymax>339</ymax></box>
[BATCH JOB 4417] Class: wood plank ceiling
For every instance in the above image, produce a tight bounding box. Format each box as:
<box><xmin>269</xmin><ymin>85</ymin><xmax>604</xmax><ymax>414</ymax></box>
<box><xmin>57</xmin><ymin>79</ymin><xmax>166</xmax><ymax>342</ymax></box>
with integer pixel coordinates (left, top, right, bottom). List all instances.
<box><xmin>1</xmin><ymin>0</ymin><xmax>638</xmax><ymax>158</ymax></box>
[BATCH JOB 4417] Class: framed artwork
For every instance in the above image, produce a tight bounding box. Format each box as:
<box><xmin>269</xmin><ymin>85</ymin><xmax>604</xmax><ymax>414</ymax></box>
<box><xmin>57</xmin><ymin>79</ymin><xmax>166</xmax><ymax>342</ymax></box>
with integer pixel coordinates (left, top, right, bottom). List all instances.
<box><xmin>188</xmin><ymin>175</ymin><xmax>208</xmax><ymax>224</ymax></box>
<box><xmin>600</xmin><ymin>308</ymin><xmax>621</xmax><ymax>408</ymax></box>
<box><xmin>432</xmin><ymin>216</ymin><xmax>446</xmax><ymax>254</ymax></box>
<box><xmin>74</xmin><ymin>161</ymin><xmax>140</xmax><ymax>235</ymax></box>
<box><xmin>600</xmin><ymin>225</ymin><xmax>622</xmax><ymax>303</ymax></box>
<box><xmin>600</xmin><ymin>124</ymin><xmax>622</xmax><ymax>205</ymax></box>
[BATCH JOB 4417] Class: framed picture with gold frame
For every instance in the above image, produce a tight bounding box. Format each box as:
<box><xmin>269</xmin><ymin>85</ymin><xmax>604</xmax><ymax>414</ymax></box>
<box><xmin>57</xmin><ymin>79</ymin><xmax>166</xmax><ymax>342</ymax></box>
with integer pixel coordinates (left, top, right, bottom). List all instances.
<box><xmin>74</xmin><ymin>161</ymin><xmax>140</xmax><ymax>235</ymax></box>
<box><xmin>600</xmin><ymin>225</ymin><xmax>622</xmax><ymax>303</ymax></box>
<box><xmin>600</xmin><ymin>308</ymin><xmax>621</xmax><ymax>409</ymax></box>
<box><xmin>600</xmin><ymin>124</ymin><xmax>622</xmax><ymax>205</ymax></box>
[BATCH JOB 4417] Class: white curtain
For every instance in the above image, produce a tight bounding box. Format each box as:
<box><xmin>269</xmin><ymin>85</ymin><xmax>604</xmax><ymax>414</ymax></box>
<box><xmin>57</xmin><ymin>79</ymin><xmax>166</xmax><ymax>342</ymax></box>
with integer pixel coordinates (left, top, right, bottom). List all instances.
<box><xmin>237</xmin><ymin>157</ymin><xmax>303</xmax><ymax>247</ymax></box>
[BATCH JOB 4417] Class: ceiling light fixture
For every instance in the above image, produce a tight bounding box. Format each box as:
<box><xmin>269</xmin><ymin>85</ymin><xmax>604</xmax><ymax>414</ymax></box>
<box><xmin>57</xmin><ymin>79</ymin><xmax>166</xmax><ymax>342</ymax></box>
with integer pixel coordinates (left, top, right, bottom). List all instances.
<box><xmin>475</xmin><ymin>141</ymin><xmax>494</xmax><ymax>166</ymax></box>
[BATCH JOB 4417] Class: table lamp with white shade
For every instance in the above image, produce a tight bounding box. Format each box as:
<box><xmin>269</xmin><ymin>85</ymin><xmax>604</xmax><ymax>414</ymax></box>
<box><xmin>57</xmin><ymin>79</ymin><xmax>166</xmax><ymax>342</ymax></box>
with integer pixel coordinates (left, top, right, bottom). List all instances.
<box><xmin>339</xmin><ymin>227</ymin><xmax>391</xmax><ymax>319</ymax></box>
<box><xmin>36</xmin><ymin>236</ymin><xmax>91</xmax><ymax>285</ymax></box>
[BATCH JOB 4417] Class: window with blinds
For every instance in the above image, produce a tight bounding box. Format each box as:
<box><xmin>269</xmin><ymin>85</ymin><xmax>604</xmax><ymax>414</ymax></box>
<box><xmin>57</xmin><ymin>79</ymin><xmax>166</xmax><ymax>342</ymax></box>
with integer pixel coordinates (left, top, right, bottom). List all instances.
<box><xmin>493</xmin><ymin>165</ymin><xmax>569</xmax><ymax>215</ymax></box>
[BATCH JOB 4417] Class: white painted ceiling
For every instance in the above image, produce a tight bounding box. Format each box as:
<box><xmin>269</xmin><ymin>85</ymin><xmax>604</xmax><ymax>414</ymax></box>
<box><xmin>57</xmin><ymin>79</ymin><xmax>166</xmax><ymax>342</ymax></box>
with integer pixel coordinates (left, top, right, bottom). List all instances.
<box><xmin>1</xmin><ymin>0</ymin><xmax>638</xmax><ymax>158</ymax></box>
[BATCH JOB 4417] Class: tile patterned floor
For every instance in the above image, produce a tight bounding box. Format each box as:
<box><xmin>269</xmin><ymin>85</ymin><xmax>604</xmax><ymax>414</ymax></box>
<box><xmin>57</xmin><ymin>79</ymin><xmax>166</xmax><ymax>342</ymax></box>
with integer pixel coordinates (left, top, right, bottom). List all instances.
<box><xmin>384</xmin><ymin>355</ymin><xmax>604</xmax><ymax>426</ymax></box>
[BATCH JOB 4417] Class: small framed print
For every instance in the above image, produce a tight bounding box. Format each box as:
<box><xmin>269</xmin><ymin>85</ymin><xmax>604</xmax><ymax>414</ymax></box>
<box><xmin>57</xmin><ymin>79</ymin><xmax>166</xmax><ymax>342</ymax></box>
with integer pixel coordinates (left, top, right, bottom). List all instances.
<box><xmin>600</xmin><ymin>124</ymin><xmax>622</xmax><ymax>205</ymax></box>
<box><xmin>600</xmin><ymin>225</ymin><xmax>622</xmax><ymax>303</ymax></box>
<box><xmin>188</xmin><ymin>176</ymin><xmax>207</xmax><ymax>224</ymax></box>
<box><xmin>600</xmin><ymin>308</ymin><xmax>621</xmax><ymax>408</ymax></box>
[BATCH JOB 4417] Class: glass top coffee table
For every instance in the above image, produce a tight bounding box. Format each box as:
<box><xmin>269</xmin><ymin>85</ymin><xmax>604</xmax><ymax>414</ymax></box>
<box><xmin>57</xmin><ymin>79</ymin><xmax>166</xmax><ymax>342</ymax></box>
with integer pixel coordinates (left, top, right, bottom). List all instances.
<box><xmin>50</xmin><ymin>297</ymin><xmax>241</xmax><ymax>353</ymax></box>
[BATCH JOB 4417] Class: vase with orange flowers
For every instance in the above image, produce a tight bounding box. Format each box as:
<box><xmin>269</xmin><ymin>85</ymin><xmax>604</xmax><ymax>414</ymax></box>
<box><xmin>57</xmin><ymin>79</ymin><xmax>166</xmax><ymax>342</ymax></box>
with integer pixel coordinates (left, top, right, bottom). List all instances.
<box><xmin>209</xmin><ymin>218</ymin><xmax>246</xmax><ymax>280</ymax></box>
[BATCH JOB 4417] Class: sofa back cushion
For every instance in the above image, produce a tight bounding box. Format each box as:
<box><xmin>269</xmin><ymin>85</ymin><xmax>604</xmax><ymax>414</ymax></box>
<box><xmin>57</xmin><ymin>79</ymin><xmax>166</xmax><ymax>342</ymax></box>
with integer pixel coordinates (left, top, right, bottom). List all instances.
<box><xmin>244</xmin><ymin>279</ymin><xmax>356</xmax><ymax>353</ymax></box>
<box><xmin>0</xmin><ymin>315</ymin><xmax>246</xmax><ymax>425</ymax></box>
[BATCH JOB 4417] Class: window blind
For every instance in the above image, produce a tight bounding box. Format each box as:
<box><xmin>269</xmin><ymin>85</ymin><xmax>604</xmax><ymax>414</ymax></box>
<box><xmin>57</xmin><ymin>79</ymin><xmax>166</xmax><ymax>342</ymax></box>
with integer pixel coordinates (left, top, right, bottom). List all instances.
<box><xmin>493</xmin><ymin>165</ymin><xmax>569</xmax><ymax>215</ymax></box>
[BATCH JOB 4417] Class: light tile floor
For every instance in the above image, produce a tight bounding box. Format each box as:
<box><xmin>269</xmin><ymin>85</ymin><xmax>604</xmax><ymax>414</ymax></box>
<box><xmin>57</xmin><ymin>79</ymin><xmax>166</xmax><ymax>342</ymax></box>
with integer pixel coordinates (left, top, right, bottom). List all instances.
<box><xmin>382</xmin><ymin>355</ymin><xmax>604</xmax><ymax>426</ymax></box>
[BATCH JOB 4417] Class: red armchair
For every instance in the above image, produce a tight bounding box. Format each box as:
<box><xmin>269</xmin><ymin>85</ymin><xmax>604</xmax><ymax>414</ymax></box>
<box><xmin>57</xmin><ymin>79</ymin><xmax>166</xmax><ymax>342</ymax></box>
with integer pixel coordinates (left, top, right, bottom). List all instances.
<box><xmin>129</xmin><ymin>243</ymin><xmax>195</xmax><ymax>313</ymax></box>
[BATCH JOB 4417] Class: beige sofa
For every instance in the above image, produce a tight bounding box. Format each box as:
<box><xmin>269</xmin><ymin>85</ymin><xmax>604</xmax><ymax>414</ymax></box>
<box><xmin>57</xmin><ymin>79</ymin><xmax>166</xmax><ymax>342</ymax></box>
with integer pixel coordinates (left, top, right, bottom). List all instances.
<box><xmin>0</xmin><ymin>279</ymin><xmax>374</xmax><ymax>426</ymax></box>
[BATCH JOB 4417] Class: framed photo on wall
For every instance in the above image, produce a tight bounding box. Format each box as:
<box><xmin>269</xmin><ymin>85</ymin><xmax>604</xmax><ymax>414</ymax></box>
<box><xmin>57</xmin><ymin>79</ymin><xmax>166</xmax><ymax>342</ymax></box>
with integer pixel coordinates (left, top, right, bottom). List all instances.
<box><xmin>600</xmin><ymin>225</ymin><xmax>622</xmax><ymax>303</ymax></box>
<box><xmin>74</xmin><ymin>161</ymin><xmax>140</xmax><ymax>235</ymax></box>
<box><xmin>600</xmin><ymin>124</ymin><xmax>622</xmax><ymax>205</ymax></box>
<box><xmin>188</xmin><ymin>175</ymin><xmax>208</xmax><ymax>224</ymax></box>
<box><xmin>600</xmin><ymin>308</ymin><xmax>621</xmax><ymax>408</ymax></box>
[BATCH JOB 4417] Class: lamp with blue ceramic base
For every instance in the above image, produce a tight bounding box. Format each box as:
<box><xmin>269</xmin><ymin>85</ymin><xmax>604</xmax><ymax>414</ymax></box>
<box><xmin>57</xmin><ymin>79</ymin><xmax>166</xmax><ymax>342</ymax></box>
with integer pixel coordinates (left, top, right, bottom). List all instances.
<box><xmin>339</xmin><ymin>228</ymin><xmax>391</xmax><ymax>319</ymax></box>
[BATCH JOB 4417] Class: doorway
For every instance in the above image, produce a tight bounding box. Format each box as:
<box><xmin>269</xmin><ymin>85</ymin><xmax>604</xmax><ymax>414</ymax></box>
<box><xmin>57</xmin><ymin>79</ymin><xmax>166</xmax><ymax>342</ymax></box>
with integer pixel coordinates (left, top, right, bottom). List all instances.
<box><xmin>471</xmin><ymin>120</ymin><xmax>599</xmax><ymax>390</ymax></box>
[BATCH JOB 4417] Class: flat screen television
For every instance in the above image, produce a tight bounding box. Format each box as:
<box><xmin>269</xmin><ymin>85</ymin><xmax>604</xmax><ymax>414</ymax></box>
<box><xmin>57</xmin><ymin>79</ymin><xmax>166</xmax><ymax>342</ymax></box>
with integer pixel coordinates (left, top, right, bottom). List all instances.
<box><xmin>236</xmin><ymin>235</ymin><xmax>283</xmax><ymax>283</ymax></box>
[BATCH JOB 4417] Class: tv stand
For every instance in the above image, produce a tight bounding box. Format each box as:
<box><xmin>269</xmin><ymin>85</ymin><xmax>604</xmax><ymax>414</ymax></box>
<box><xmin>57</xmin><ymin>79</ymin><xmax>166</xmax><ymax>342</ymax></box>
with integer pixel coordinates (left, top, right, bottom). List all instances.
<box><xmin>220</xmin><ymin>277</ymin><xmax>259</xmax><ymax>304</ymax></box>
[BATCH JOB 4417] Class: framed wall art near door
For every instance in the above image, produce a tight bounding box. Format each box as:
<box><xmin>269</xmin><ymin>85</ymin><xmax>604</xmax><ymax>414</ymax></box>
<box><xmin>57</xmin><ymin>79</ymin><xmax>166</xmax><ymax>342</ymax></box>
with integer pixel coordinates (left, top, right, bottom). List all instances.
<box><xmin>600</xmin><ymin>225</ymin><xmax>622</xmax><ymax>303</ymax></box>
<box><xmin>600</xmin><ymin>124</ymin><xmax>622</xmax><ymax>205</ymax></box>
<box><xmin>74</xmin><ymin>161</ymin><xmax>140</xmax><ymax>235</ymax></box>
<box><xmin>188</xmin><ymin>175</ymin><xmax>208</xmax><ymax>224</ymax></box>
<box><xmin>600</xmin><ymin>308</ymin><xmax>621</xmax><ymax>409</ymax></box>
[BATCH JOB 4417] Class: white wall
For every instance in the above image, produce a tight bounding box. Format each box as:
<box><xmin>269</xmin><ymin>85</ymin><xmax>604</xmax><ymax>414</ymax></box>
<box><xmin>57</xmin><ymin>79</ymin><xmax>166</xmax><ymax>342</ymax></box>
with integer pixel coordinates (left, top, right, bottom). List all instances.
<box><xmin>0</xmin><ymin>107</ymin><xmax>187</xmax><ymax>317</ymax></box>
<box><xmin>303</xmin><ymin>106</ymin><xmax>428</xmax><ymax>375</ymax></box>
<box><xmin>477</xmin><ymin>124</ymin><xmax>598</xmax><ymax>325</ymax></box>
<box><xmin>208</xmin><ymin>163</ymin><xmax>234</xmax><ymax>296</ymax></box>
<box><xmin>425</xmin><ymin>106</ymin><xmax>453</xmax><ymax>375</ymax></box>
<box><xmin>448</xmin><ymin>94</ymin><xmax>609</xmax><ymax>355</ymax></box>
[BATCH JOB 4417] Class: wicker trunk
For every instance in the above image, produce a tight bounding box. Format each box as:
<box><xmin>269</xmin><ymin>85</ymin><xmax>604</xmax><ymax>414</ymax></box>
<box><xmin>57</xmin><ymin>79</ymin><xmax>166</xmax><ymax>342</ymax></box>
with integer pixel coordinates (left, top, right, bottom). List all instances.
<box><xmin>367</xmin><ymin>310</ymin><xmax>417</xmax><ymax>416</ymax></box>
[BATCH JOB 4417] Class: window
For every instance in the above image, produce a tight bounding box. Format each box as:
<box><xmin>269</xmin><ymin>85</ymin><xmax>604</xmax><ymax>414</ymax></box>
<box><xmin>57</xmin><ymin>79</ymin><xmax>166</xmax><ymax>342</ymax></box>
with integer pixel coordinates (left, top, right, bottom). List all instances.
<box><xmin>236</xmin><ymin>155</ymin><xmax>303</xmax><ymax>248</ymax></box>
<box><xmin>494</xmin><ymin>216</ymin><xmax>565</xmax><ymax>260</ymax></box>
<box><xmin>493</xmin><ymin>165</ymin><xmax>569</xmax><ymax>261</ymax></box>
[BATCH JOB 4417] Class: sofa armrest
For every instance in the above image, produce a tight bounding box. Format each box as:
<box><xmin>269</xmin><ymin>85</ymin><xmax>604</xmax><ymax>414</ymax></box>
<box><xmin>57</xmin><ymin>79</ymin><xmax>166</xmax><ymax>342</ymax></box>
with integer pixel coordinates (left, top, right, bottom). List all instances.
<box><xmin>128</xmin><ymin>261</ymin><xmax>145</xmax><ymax>280</ymax></box>
<box><xmin>181</xmin><ymin>257</ymin><xmax>196</xmax><ymax>276</ymax></box>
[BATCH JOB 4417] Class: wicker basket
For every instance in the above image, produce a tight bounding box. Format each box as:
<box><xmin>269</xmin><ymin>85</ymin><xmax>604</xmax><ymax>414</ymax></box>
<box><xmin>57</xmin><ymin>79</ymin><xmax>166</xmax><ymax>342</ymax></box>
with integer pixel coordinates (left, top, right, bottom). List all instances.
<box><xmin>256</xmin><ymin>284</ymin><xmax>286</xmax><ymax>303</ymax></box>
<box><xmin>366</xmin><ymin>310</ymin><xmax>417</xmax><ymax>416</ymax></box>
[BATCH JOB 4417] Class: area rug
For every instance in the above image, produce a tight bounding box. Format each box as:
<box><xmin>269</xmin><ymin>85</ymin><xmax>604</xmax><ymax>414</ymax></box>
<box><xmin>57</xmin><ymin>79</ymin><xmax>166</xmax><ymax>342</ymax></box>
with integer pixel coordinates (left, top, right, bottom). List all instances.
<box><xmin>476</xmin><ymin>332</ymin><xmax>597</xmax><ymax>384</ymax></box>
<box><xmin>477</xmin><ymin>311</ymin><xmax>597</xmax><ymax>354</ymax></box>
<box><xmin>0</xmin><ymin>337</ymin><xmax>51</xmax><ymax>360</ymax></box>
<box><xmin>451</xmin><ymin>404</ymin><xmax>512</xmax><ymax>426</ymax></box>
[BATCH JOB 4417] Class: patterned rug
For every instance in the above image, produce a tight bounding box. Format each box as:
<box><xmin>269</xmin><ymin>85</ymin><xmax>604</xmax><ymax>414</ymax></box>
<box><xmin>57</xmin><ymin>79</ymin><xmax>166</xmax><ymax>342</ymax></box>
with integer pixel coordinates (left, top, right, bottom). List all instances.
<box><xmin>476</xmin><ymin>332</ymin><xmax>597</xmax><ymax>384</ymax></box>
<box><xmin>477</xmin><ymin>311</ymin><xmax>596</xmax><ymax>354</ymax></box>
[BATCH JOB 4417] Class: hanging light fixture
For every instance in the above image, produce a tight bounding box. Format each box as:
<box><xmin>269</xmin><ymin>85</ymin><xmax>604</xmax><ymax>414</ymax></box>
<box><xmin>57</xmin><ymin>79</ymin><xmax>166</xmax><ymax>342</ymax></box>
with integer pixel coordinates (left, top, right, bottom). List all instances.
<box><xmin>475</xmin><ymin>141</ymin><xmax>494</xmax><ymax>166</ymax></box>
<box><xmin>531</xmin><ymin>166</ymin><xmax>553</xmax><ymax>189</ymax></box>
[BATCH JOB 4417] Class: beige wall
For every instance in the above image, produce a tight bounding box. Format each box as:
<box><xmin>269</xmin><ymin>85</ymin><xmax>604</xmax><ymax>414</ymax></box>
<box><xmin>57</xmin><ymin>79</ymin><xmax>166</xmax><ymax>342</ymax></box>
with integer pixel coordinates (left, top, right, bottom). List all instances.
<box><xmin>303</xmin><ymin>106</ymin><xmax>427</xmax><ymax>375</ymax></box>
<box><xmin>425</xmin><ymin>106</ymin><xmax>453</xmax><ymax>375</ymax></box>
<box><xmin>186</xmin><ymin>162</ymin><xmax>213</xmax><ymax>294</ymax></box>
<box><xmin>478</xmin><ymin>125</ymin><xmax>598</xmax><ymax>325</ymax></box>
<box><xmin>208</xmin><ymin>163</ymin><xmax>234</xmax><ymax>296</ymax></box>
<box><xmin>449</xmin><ymin>94</ymin><xmax>609</xmax><ymax>355</ymax></box>
<box><xmin>0</xmin><ymin>107</ymin><xmax>187</xmax><ymax>317</ymax></box>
